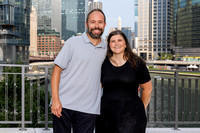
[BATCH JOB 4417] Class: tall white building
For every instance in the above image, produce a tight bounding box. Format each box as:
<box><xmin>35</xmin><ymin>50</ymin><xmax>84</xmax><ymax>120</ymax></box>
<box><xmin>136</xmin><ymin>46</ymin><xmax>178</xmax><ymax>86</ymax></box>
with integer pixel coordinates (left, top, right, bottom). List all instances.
<box><xmin>138</xmin><ymin>0</ymin><xmax>151</xmax><ymax>60</ymax></box>
<box><xmin>118</xmin><ymin>16</ymin><xmax>122</xmax><ymax>30</ymax></box>
<box><xmin>88</xmin><ymin>0</ymin><xmax>102</xmax><ymax>13</ymax></box>
<box><xmin>30</xmin><ymin>6</ymin><xmax>38</xmax><ymax>56</ymax></box>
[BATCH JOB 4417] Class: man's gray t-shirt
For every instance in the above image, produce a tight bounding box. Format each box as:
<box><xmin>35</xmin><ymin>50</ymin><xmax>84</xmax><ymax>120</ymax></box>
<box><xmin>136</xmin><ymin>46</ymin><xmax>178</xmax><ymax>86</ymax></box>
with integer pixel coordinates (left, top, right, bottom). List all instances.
<box><xmin>54</xmin><ymin>32</ymin><xmax>107</xmax><ymax>114</ymax></box>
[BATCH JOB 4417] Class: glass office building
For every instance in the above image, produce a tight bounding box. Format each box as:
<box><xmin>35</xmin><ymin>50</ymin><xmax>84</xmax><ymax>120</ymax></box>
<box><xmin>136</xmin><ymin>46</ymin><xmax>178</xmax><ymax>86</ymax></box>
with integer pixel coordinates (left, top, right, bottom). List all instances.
<box><xmin>0</xmin><ymin>0</ymin><xmax>31</xmax><ymax>63</ymax></box>
<box><xmin>134</xmin><ymin>0</ymin><xmax>138</xmax><ymax>37</ymax></box>
<box><xmin>171</xmin><ymin>0</ymin><xmax>200</xmax><ymax>57</ymax></box>
<box><xmin>122</xmin><ymin>27</ymin><xmax>132</xmax><ymax>48</ymax></box>
<box><xmin>152</xmin><ymin>0</ymin><xmax>171</xmax><ymax>59</ymax></box>
<box><xmin>32</xmin><ymin>0</ymin><xmax>61</xmax><ymax>35</ymax></box>
<box><xmin>62</xmin><ymin>0</ymin><xmax>88</xmax><ymax>41</ymax></box>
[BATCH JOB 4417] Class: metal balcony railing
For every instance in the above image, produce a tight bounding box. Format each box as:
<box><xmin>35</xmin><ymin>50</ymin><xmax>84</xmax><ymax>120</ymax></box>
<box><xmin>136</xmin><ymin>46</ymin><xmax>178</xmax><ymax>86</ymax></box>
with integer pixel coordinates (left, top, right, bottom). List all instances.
<box><xmin>0</xmin><ymin>64</ymin><xmax>199</xmax><ymax>130</ymax></box>
<box><xmin>147</xmin><ymin>70</ymin><xmax>200</xmax><ymax>129</ymax></box>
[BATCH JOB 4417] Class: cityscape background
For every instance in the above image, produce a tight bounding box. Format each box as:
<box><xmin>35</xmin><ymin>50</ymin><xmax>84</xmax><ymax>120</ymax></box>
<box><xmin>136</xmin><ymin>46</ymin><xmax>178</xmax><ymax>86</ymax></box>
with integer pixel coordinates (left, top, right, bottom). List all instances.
<box><xmin>0</xmin><ymin>0</ymin><xmax>200</xmax><ymax>131</ymax></box>
<box><xmin>0</xmin><ymin>0</ymin><xmax>200</xmax><ymax>66</ymax></box>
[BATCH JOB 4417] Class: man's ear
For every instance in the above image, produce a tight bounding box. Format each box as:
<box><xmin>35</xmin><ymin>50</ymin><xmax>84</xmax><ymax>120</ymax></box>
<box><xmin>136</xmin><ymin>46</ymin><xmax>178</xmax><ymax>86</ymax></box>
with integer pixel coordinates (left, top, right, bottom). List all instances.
<box><xmin>85</xmin><ymin>22</ymin><xmax>88</xmax><ymax>29</ymax></box>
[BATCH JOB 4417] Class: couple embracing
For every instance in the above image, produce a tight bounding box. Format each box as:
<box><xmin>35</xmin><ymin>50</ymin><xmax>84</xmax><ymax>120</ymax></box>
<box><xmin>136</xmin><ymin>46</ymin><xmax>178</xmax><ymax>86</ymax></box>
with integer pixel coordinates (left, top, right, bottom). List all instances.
<box><xmin>51</xmin><ymin>9</ymin><xmax>152</xmax><ymax>133</ymax></box>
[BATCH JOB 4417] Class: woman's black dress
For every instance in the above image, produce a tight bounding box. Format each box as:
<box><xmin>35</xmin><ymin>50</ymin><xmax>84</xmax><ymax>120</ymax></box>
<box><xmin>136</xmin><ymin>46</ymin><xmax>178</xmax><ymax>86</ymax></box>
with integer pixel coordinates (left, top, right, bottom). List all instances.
<box><xmin>96</xmin><ymin>57</ymin><xmax>151</xmax><ymax>133</ymax></box>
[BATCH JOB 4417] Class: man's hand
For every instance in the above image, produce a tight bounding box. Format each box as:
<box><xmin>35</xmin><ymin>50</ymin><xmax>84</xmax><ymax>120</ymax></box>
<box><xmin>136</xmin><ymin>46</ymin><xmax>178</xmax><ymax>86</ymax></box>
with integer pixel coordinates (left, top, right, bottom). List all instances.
<box><xmin>51</xmin><ymin>65</ymin><xmax>63</xmax><ymax>118</ymax></box>
<box><xmin>51</xmin><ymin>99</ymin><xmax>62</xmax><ymax>118</ymax></box>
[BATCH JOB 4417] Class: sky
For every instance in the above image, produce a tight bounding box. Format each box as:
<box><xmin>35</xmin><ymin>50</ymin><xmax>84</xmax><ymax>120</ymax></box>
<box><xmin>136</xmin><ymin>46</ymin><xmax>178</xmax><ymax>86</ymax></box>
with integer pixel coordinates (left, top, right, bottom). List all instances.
<box><xmin>98</xmin><ymin>0</ymin><xmax>135</xmax><ymax>38</ymax></box>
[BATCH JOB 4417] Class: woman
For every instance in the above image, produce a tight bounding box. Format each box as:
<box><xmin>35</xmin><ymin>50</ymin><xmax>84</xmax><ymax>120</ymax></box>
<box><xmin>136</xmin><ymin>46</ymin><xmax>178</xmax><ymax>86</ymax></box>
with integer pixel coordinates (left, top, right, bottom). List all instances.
<box><xmin>96</xmin><ymin>30</ymin><xmax>153</xmax><ymax>133</ymax></box>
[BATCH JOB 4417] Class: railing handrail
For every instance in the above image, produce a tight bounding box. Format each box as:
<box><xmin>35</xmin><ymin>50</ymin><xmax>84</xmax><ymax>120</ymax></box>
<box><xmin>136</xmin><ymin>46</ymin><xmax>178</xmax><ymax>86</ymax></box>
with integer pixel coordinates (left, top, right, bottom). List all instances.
<box><xmin>0</xmin><ymin>63</ymin><xmax>53</xmax><ymax>67</ymax></box>
<box><xmin>0</xmin><ymin>64</ymin><xmax>199</xmax><ymax>130</ymax></box>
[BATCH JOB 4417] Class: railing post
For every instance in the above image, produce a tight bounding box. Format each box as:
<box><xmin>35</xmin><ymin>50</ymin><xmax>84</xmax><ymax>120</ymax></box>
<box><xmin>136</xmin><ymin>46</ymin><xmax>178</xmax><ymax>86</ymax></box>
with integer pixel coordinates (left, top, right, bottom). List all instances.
<box><xmin>20</xmin><ymin>66</ymin><xmax>26</xmax><ymax>131</ymax></box>
<box><xmin>154</xmin><ymin>78</ymin><xmax>157</xmax><ymax>122</ymax></box>
<box><xmin>5</xmin><ymin>74</ymin><xmax>8</xmax><ymax>121</ymax></box>
<box><xmin>174</xmin><ymin>71</ymin><xmax>179</xmax><ymax>130</ymax></box>
<box><xmin>43</xmin><ymin>66</ymin><xmax>50</xmax><ymax>131</ymax></box>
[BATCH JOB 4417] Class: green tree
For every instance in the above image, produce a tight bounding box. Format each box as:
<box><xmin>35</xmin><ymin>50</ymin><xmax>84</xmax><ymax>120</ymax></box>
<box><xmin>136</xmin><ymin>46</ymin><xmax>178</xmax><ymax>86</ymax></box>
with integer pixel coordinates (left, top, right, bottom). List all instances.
<box><xmin>160</xmin><ymin>53</ymin><xmax>173</xmax><ymax>60</ymax></box>
<box><xmin>0</xmin><ymin>65</ymin><xmax>51</xmax><ymax>127</ymax></box>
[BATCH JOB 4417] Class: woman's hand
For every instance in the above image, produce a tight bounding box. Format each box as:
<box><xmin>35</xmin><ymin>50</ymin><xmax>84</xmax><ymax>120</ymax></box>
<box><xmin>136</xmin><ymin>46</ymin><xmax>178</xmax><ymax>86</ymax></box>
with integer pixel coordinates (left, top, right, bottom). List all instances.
<box><xmin>140</xmin><ymin>80</ymin><xmax>153</xmax><ymax>110</ymax></box>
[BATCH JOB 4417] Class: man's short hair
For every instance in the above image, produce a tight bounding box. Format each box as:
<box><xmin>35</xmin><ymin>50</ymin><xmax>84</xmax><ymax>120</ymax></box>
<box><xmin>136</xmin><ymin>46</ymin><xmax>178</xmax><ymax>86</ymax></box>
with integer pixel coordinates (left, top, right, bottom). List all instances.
<box><xmin>86</xmin><ymin>9</ymin><xmax>106</xmax><ymax>23</ymax></box>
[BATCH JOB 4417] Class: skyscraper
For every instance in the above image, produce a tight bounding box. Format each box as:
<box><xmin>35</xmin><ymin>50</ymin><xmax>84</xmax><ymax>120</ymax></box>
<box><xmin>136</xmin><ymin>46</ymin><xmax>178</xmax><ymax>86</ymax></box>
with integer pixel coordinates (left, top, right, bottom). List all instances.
<box><xmin>137</xmin><ymin>0</ymin><xmax>171</xmax><ymax>60</ymax></box>
<box><xmin>88</xmin><ymin>0</ymin><xmax>102</xmax><ymax>13</ymax></box>
<box><xmin>122</xmin><ymin>27</ymin><xmax>132</xmax><ymax>48</ymax></box>
<box><xmin>30</xmin><ymin>6</ymin><xmax>38</xmax><ymax>56</ymax></box>
<box><xmin>118</xmin><ymin>16</ymin><xmax>122</xmax><ymax>30</ymax></box>
<box><xmin>171</xmin><ymin>0</ymin><xmax>200</xmax><ymax>57</ymax></box>
<box><xmin>137</xmin><ymin>0</ymin><xmax>151</xmax><ymax>60</ymax></box>
<box><xmin>151</xmin><ymin>0</ymin><xmax>171</xmax><ymax>60</ymax></box>
<box><xmin>134</xmin><ymin>0</ymin><xmax>139</xmax><ymax>37</ymax></box>
<box><xmin>32</xmin><ymin>0</ymin><xmax>61</xmax><ymax>35</ymax></box>
<box><xmin>0</xmin><ymin>0</ymin><xmax>31</xmax><ymax>63</ymax></box>
<box><xmin>62</xmin><ymin>0</ymin><xmax>88</xmax><ymax>41</ymax></box>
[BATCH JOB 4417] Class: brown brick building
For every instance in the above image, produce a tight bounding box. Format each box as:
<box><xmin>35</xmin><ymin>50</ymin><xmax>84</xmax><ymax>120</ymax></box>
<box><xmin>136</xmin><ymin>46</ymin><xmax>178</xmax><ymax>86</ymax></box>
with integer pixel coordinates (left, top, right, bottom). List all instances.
<box><xmin>37</xmin><ymin>30</ymin><xmax>61</xmax><ymax>57</ymax></box>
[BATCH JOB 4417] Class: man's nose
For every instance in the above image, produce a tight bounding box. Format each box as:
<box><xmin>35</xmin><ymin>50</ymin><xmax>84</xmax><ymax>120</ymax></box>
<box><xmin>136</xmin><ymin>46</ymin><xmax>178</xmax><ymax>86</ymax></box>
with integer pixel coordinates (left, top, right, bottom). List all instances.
<box><xmin>95</xmin><ymin>22</ymin><xmax>99</xmax><ymax>28</ymax></box>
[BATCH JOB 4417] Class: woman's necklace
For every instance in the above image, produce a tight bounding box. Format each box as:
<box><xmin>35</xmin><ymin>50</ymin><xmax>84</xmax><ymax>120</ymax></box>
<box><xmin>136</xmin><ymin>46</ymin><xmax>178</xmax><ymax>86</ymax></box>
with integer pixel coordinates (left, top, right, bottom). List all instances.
<box><xmin>110</xmin><ymin>56</ymin><xmax>126</xmax><ymax>67</ymax></box>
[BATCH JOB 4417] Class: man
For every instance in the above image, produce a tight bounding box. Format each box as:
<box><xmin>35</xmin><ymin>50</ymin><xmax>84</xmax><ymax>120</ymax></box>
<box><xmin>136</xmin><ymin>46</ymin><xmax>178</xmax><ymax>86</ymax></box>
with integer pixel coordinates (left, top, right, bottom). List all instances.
<box><xmin>51</xmin><ymin>9</ymin><xmax>106</xmax><ymax>133</ymax></box>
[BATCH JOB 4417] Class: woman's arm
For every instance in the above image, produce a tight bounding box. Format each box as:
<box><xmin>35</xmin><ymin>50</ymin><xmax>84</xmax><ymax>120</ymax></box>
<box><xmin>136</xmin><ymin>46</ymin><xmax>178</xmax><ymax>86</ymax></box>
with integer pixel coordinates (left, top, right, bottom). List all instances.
<box><xmin>140</xmin><ymin>80</ymin><xmax>153</xmax><ymax>110</ymax></box>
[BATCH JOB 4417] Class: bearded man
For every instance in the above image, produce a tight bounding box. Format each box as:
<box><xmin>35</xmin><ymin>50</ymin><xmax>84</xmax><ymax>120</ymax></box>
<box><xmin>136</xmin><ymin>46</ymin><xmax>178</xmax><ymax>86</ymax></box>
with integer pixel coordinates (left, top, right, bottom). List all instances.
<box><xmin>51</xmin><ymin>9</ymin><xmax>106</xmax><ymax>133</ymax></box>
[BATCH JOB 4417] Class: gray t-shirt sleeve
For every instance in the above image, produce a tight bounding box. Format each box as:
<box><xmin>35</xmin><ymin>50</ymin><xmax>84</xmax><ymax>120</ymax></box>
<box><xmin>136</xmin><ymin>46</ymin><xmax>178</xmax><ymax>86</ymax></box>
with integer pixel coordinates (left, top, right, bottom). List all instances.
<box><xmin>54</xmin><ymin>38</ymin><xmax>72</xmax><ymax>69</ymax></box>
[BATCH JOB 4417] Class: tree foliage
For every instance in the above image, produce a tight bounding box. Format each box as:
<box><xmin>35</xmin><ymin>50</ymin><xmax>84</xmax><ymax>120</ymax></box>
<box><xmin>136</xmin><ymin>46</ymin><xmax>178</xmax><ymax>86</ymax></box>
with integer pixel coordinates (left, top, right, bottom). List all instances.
<box><xmin>158</xmin><ymin>53</ymin><xmax>173</xmax><ymax>60</ymax></box>
<box><xmin>0</xmin><ymin>65</ymin><xmax>51</xmax><ymax>127</ymax></box>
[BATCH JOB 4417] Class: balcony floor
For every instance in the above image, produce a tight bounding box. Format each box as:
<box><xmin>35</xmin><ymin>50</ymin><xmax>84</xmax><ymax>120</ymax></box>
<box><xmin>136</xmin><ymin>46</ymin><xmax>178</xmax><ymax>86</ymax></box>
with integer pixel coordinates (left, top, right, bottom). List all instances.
<box><xmin>0</xmin><ymin>128</ymin><xmax>200</xmax><ymax>133</ymax></box>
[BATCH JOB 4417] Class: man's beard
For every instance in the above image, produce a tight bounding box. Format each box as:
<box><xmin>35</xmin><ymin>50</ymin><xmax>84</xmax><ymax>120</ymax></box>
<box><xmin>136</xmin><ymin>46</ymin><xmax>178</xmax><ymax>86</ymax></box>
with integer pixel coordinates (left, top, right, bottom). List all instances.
<box><xmin>87</xmin><ymin>27</ymin><xmax>104</xmax><ymax>39</ymax></box>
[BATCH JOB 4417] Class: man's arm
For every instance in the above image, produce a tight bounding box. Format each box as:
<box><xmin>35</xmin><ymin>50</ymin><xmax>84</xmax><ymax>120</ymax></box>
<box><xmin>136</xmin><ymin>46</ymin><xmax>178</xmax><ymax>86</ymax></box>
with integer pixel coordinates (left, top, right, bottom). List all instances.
<box><xmin>51</xmin><ymin>65</ymin><xmax>63</xmax><ymax>118</ymax></box>
<box><xmin>140</xmin><ymin>80</ymin><xmax>153</xmax><ymax>110</ymax></box>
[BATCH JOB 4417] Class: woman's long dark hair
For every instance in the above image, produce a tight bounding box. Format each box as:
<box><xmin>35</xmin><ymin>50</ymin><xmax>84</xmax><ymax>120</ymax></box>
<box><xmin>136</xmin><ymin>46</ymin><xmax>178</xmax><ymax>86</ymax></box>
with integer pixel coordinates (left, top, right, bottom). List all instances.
<box><xmin>107</xmin><ymin>30</ymin><xmax>145</xmax><ymax>68</ymax></box>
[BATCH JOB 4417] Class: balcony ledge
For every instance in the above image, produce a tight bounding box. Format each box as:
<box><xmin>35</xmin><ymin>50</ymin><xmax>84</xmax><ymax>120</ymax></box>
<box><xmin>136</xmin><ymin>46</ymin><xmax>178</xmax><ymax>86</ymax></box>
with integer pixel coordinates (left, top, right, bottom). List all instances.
<box><xmin>0</xmin><ymin>128</ymin><xmax>200</xmax><ymax>133</ymax></box>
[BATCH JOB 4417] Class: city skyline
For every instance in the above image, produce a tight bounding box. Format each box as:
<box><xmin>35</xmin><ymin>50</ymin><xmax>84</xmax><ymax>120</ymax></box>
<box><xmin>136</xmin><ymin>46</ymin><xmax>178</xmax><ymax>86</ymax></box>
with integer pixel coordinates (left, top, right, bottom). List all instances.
<box><xmin>1</xmin><ymin>0</ymin><xmax>200</xmax><ymax>63</ymax></box>
<box><xmin>99</xmin><ymin>0</ymin><xmax>135</xmax><ymax>38</ymax></box>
